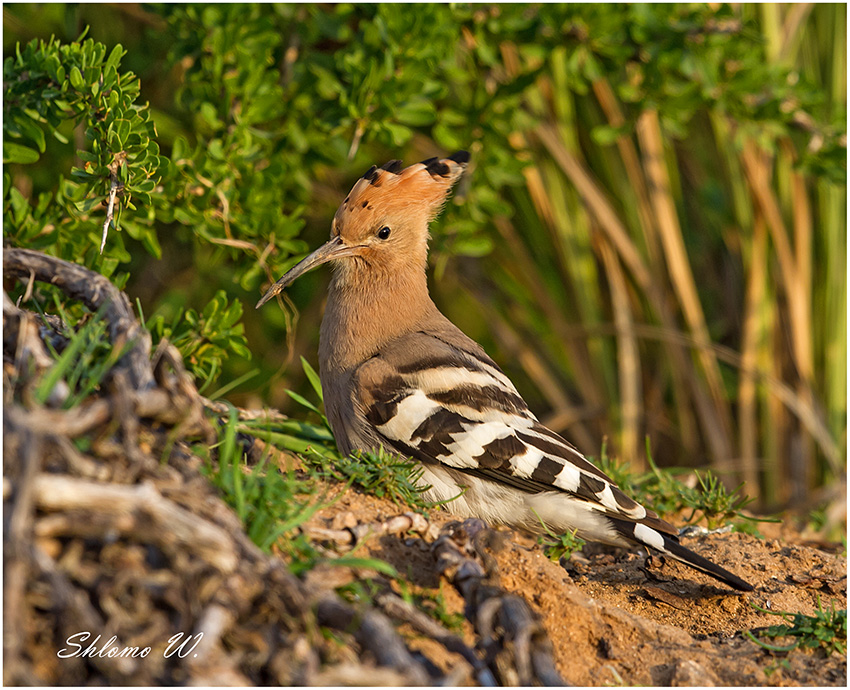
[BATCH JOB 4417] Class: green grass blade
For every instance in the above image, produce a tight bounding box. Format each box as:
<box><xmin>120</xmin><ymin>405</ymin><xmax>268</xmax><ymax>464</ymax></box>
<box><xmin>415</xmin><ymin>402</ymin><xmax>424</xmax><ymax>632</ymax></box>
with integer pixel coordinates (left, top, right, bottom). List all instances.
<box><xmin>300</xmin><ymin>356</ymin><xmax>324</xmax><ymax>402</ymax></box>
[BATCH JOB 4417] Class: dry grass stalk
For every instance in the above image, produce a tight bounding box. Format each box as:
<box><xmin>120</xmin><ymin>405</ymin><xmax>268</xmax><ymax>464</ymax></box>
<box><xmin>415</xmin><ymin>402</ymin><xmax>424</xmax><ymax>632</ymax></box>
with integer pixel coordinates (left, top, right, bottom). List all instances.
<box><xmin>739</xmin><ymin>139</ymin><xmax>813</xmax><ymax>385</ymax></box>
<box><xmin>636</xmin><ymin>109</ymin><xmax>734</xmax><ymax>459</ymax></box>
<box><xmin>535</xmin><ymin>124</ymin><xmax>654</xmax><ymax>292</ymax></box>
<box><xmin>536</xmin><ymin>124</ymin><xmax>733</xmax><ymax>466</ymax></box>
<box><xmin>492</xmin><ymin>214</ymin><xmax>604</xmax><ymax>409</ymax></box>
<box><xmin>737</xmin><ymin>215</ymin><xmax>769</xmax><ymax>496</ymax></box>
<box><xmin>598</xmin><ymin>240</ymin><xmax>642</xmax><ymax>467</ymax></box>
<box><xmin>591</xmin><ymin>77</ymin><xmax>662</xmax><ymax>267</ymax></box>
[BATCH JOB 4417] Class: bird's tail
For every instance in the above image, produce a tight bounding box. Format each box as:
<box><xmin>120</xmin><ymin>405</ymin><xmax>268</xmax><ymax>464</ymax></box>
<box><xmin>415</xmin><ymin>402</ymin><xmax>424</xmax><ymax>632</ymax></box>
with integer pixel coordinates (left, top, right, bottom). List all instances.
<box><xmin>609</xmin><ymin>517</ymin><xmax>754</xmax><ymax>592</ymax></box>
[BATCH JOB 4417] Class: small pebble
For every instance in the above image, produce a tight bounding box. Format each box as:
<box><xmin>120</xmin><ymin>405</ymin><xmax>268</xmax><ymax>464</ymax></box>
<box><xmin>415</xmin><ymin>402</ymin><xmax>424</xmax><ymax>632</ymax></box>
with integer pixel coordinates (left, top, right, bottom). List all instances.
<box><xmin>331</xmin><ymin>511</ymin><xmax>358</xmax><ymax>530</ymax></box>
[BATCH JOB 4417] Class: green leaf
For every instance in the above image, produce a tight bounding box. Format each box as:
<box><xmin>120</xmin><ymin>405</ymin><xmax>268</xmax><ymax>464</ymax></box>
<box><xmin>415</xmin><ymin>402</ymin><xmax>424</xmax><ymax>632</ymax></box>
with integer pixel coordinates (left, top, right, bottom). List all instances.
<box><xmin>300</xmin><ymin>357</ymin><xmax>324</xmax><ymax>403</ymax></box>
<box><xmin>69</xmin><ymin>65</ymin><xmax>84</xmax><ymax>90</ymax></box>
<box><xmin>13</xmin><ymin>115</ymin><xmax>47</xmax><ymax>152</ymax></box>
<box><xmin>451</xmin><ymin>235</ymin><xmax>493</xmax><ymax>258</ymax></box>
<box><xmin>285</xmin><ymin>389</ymin><xmax>322</xmax><ymax>416</ymax></box>
<box><xmin>8</xmin><ymin>187</ymin><xmax>29</xmax><ymax>224</ymax></box>
<box><xmin>115</xmin><ymin>119</ymin><xmax>130</xmax><ymax>147</ymax></box>
<box><xmin>396</xmin><ymin>98</ymin><xmax>436</xmax><ymax>127</ymax></box>
<box><xmin>70</xmin><ymin>168</ymin><xmax>98</xmax><ymax>181</ymax></box>
<box><xmin>105</xmin><ymin>43</ymin><xmax>124</xmax><ymax>72</ymax></box>
<box><xmin>591</xmin><ymin>124</ymin><xmax>630</xmax><ymax>146</ymax></box>
<box><xmin>383</xmin><ymin>121</ymin><xmax>411</xmax><ymax>146</ymax></box>
<box><xmin>3</xmin><ymin>142</ymin><xmax>40</xmax><ymax>164</ymax></box>
<box><xmin>140</xmin><ymin>229</ymin><xmax>162</xmax><ymax>259</ymax></box>
<box><xmin>75</xmin><ymin>195</ymin><xmax>107</xmax><ymax>213</ymax></box>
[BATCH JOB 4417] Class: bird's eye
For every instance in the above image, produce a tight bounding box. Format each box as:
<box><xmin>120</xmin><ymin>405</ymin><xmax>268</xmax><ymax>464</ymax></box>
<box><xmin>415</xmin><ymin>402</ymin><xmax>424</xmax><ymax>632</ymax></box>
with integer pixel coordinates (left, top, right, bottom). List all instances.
<box><xmin>377</xmin><ymin>226</ymin><xmax>391</xmax><ymax>240</ymax></box>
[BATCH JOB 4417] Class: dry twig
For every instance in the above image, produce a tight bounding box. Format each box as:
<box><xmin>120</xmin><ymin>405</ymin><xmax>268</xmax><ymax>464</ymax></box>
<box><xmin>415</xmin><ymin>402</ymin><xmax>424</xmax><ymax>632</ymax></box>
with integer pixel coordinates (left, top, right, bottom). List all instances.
<box><xmin>316</xmin><ymin>598</ymin><xmax>433</xmax><ymax>685</ymax></box>
<box><xmin>433</xmin><ymin>519</ymin><xmax>566</xmax><ymax>686</ymax></box>
<box><xmin>303</xmin><ymin>511</ymin><xmax>433</xmax><ymax>546</ymax></box>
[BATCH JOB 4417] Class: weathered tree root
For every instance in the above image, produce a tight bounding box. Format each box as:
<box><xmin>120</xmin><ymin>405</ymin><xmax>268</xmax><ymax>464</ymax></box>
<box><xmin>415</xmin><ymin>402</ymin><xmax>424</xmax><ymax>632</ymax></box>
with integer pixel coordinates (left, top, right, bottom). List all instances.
<box><xmin>4</xmin><ymin>293</ymin><xmax>59</xmax><ymax>381</ymax></box>
<box><xmin>433</xmin><ymin>519</ymin><xmax>567</xmax><ymax>686</ymax></box>
<box><xmin>4</xmin><ymin>248</ymin><xmax>155</xmax><ymax>391</ymax></box>
<box><xmin>315</xmin><ymin>598</ymin><xmax>434</xmax><ymax>685</ymax></box>
<box><xmin>29</xmin><ymin>473</ymin><xmax>239</xmax><ymax>572</ymax></box>
<box><xmin>3</xmin><ymin>367</ymin><xmax>315</xmax><ymax>683</ymax></box>
<box><xmin>375</xmin><ymin>591</ymin><xmax>496</xmax><ymax>686</ymax></box>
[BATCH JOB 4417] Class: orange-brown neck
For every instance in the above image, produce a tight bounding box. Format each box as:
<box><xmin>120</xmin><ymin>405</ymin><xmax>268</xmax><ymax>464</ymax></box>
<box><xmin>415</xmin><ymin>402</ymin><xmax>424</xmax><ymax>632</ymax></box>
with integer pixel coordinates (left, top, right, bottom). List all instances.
<box><xmin>318</xmin><ymin>257</ymin><xmax>437</xmax><ymax>377</ymax></box>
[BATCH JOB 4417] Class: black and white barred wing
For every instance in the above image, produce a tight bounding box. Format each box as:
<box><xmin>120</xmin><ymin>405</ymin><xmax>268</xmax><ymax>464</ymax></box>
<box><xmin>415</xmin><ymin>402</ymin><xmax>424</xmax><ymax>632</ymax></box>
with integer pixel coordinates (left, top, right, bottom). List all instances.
<box><xmin>353</xmin><ymin>331</ymin><xmax>754</xmax><ymax>592</ymax></box>
<box><xmin>355</xmin><ymin>331</ymin><xmax>658</xmax><ymax>526</ymax></box>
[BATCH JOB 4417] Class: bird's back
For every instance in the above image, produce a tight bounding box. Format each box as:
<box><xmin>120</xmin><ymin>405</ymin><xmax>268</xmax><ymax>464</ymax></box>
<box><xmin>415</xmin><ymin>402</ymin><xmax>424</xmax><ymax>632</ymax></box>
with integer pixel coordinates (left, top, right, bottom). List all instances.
<box><xmin>340</xmin><ymin>313</ymin><xmax>667</xmax><ymax>532</ymax></box>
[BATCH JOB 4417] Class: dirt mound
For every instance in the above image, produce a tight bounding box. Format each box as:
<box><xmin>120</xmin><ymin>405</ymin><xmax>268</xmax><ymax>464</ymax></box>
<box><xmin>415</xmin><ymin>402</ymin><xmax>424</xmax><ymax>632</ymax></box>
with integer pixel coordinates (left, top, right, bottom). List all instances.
<box><xmin>309</xmin><ymin>481</ymin><xmax>846</xmax><ymax>686</ymax></box>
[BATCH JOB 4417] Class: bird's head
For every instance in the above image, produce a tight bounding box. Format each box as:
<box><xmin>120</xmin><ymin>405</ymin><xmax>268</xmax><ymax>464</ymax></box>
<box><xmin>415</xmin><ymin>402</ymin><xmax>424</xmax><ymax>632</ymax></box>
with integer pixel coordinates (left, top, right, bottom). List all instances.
<box><xmin>256</xmin><ymin>151</ymin><xmax>469</xmax><ymax>308</ymax></box>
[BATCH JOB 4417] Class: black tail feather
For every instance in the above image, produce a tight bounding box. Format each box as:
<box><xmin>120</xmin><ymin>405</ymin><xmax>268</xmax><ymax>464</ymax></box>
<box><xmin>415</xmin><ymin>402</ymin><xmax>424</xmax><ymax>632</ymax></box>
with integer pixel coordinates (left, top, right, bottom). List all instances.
<box><xmin>658</xmin><ymin>532</ymin><xmax>754</xmax><ymax>592</ymax></box>
<box><xmin>610</xmin><ymin>517</ymin><xmax>754</xmax><ymax>592</ymax></box>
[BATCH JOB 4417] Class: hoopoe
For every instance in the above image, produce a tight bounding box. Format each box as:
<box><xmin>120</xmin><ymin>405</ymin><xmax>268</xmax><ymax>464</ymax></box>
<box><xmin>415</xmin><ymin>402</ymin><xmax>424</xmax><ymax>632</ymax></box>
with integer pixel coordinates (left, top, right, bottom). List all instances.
<box><xmin>257</xmin><ymin>152</ymin><xmax>753</xmax><ymax>592</ymax></box>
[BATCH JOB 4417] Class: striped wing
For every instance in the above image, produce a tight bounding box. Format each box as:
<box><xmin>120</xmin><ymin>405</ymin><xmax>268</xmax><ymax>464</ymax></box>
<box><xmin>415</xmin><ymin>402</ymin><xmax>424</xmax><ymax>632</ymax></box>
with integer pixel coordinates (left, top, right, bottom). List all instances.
<box><xmin>354</xmin><ymin>331</ymin><xmax>658</xmax><ymax>526</ymax></box>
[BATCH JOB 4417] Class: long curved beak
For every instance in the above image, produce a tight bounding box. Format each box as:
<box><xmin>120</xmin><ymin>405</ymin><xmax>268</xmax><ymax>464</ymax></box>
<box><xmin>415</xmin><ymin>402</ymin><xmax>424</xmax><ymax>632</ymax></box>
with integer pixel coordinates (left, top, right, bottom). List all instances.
<box><xmin>256</xmin><ymin>236</ymin><xmax>359</xmax><ymax>309</ymax></box>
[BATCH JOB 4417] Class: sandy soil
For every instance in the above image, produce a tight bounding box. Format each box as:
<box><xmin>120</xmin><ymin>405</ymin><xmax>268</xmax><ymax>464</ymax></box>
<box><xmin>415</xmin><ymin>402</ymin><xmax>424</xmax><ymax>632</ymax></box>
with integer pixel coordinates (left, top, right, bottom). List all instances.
<box><xmin>304</xmin><ymin>481</ymin><xmax>847</xmax><ymax>687</ymax></box>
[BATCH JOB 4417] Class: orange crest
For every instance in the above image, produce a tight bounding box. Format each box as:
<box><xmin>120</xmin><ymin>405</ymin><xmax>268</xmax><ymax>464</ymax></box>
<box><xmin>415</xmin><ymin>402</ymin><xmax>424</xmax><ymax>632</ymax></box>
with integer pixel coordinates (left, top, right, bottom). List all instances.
<box><xmin>333</xmin><ymin>152</ymin><xmax>469</xmax><ymax>243</ymax></box>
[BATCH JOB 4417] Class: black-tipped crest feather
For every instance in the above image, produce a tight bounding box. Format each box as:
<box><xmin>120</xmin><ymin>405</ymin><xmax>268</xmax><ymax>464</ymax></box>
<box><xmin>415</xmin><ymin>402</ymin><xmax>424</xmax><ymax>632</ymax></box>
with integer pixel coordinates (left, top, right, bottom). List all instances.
<box><xmin>448</xmin><ymin>150</ymin><xmax>470</xmax><ymax>165</ymax></box>
<box><xmin>381</xmin><ymin>159</ymin><xmax>404</xmax><ymax>173</ymax></box>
